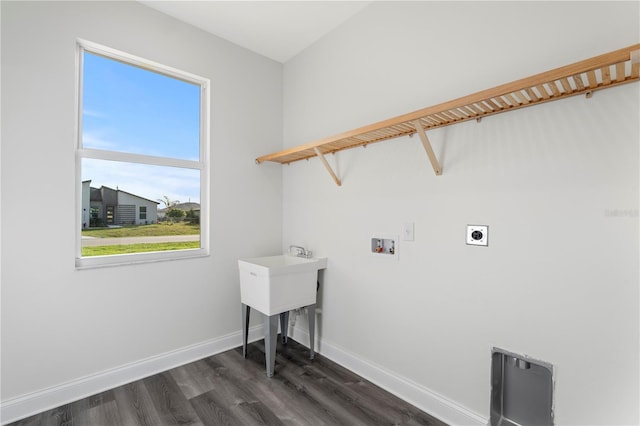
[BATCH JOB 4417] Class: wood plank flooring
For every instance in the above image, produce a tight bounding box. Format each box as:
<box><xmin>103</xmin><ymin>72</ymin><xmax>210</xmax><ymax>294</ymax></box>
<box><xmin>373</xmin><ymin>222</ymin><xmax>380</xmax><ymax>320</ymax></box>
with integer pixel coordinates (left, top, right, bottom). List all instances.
<box><xmin>9</xmin><ymin>338</ymin><xmax>447</xmax><ymax>426</ymax></box>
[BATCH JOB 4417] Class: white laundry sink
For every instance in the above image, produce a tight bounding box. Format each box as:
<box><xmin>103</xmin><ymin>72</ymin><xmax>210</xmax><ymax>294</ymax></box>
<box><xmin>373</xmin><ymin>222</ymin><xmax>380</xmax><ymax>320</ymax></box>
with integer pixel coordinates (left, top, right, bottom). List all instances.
<box><xmin>238</xmin><ymin>254</ymin><xmax>327</xmax><ymax>316</ymax></box>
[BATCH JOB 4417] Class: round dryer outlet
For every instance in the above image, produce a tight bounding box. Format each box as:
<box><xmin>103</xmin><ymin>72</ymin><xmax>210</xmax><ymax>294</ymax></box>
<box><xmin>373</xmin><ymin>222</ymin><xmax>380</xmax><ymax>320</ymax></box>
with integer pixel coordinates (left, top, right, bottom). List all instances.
<box><xmin>466</xmin><ymin>225</ymin><xmax>488</xmax><ymax>246</ymax></box>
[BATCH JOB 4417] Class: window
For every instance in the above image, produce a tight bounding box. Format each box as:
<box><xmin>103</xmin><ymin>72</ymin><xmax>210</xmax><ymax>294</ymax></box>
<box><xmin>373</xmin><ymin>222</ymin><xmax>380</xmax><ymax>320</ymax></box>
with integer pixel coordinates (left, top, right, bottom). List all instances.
<box><xmin>90</xmin><ymin>207</ymin><xmax>100</xmax><ymax>227</ymax></box>
<box><xmin>76</xmin><ymin>40</ymin><xmax>209</xmax><ymax>268</ymax></box>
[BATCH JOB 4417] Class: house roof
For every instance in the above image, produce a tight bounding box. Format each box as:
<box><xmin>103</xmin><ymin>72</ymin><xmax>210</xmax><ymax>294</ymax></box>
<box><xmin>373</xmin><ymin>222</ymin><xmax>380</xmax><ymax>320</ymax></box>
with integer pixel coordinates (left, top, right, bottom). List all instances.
<box><xmin>158</xmin><ymin>202</ymin><xmax>200</xmax><ymax>213</ymax></box>
<box><xmin>90</xmin><ymin>187</ymin><xmax>102</xmax><ymax>202</ymax></box>
<box><xmin>89</xmin><ymin>185</ymin><xmax>159</xmax><ymax>204</ymax></box>
<box><xmin>116</xmin><ymin>188</ymin><xmax>160</xmax><ymax>204</ymax></box>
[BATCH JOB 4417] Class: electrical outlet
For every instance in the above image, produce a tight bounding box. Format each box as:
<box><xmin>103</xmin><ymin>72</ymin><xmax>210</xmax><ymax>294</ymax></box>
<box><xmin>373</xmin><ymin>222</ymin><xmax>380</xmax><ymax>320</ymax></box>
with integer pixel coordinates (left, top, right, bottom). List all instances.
<box><xmin>467</xmin><ymin>225</ymin><xmax>488</xmax><ymax>246</ymax></box>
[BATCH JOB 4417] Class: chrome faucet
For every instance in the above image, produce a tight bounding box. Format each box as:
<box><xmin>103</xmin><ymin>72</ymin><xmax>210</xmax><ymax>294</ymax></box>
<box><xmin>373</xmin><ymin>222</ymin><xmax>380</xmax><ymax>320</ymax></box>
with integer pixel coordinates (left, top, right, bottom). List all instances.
<box><xmin>289</xmin><ymin>245</ymin><xmax>312</xmax><ymax>258</ymax></box>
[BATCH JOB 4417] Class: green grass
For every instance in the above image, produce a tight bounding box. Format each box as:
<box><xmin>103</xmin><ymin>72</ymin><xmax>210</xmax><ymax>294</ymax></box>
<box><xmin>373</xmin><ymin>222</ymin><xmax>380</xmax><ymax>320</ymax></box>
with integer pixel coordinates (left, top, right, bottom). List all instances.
<box><xmin>82</xmin><ymin>222</ymin><xmax>199</xmax><ymax>238</ymax></box>
<box><xmin>82</xmin><ymin>241</ymin><xmax>200</xmax><ymax>256</ymax></box>
<box><xmin>81</xmin><ymin>222</ymin><xmax>201</xmax><ymax>257</ymax></box>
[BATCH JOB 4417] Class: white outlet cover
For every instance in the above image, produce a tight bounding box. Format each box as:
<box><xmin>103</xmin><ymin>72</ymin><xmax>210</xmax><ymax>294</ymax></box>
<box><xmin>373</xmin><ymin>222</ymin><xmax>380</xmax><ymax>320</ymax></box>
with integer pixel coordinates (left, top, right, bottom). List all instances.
<box><xmin>402</xmin><ymin>222</ymin><xmax>414</xmax><ymax>241</ymax></box>
<box><xmin>467</xmin><ymin>225</ymin><xmax>489</xmax><ymax>246</ymax></box>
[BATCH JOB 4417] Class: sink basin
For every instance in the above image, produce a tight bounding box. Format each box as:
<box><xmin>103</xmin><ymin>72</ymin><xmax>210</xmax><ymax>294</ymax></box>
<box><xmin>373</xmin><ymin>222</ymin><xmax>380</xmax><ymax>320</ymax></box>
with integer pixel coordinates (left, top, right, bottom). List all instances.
<box><xmin>238</xmin><ymin>255</ymin><xmax>327</xmax><ymax>316</ymax></box>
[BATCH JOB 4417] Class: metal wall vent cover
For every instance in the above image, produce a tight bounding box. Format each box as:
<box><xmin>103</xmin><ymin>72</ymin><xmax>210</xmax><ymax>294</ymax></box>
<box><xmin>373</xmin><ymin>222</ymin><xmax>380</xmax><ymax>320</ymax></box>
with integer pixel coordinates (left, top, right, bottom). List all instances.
<box><xmin>490</xmin><ymin>347</ymin><xmax>554</xmax><ymax>426</ymax></box>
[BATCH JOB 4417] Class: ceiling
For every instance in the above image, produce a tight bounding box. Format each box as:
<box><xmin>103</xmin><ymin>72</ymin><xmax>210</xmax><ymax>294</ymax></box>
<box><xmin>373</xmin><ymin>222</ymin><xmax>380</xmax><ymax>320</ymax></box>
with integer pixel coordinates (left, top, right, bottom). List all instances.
<box><xmin>139</xmin><ymin>1</ymin><xmax>373</xmax><ymax>63</ymax></box>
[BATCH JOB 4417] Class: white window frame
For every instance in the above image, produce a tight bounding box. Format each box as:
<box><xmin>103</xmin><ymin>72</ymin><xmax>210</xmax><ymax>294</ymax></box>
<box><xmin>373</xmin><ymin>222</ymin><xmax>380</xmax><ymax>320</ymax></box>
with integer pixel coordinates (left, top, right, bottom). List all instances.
<box><xmin>75</xmin><ymin>40</ymin><xmax>210</xmax><ymax>269</ymax></box>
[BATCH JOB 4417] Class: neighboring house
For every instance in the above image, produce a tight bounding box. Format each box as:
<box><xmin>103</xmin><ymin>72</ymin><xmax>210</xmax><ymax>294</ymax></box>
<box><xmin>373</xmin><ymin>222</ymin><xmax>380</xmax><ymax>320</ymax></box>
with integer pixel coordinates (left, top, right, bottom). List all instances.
<box><xmin>82</xmin><ymin>180</ymin><xmax>159</xmax><ymax>227</ymax></box>
<box><xmin>157</xmin><ymin>201</ymin><xmax>200</xmax><ymax>220</ymax></box>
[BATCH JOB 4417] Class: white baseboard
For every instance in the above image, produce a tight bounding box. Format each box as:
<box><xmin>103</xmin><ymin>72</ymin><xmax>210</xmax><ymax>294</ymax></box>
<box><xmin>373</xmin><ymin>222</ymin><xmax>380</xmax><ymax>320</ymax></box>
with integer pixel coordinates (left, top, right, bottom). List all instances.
<box><xmin>288</xmin><ymin>325</ymin><xmax>488</xmax><ymax>426</ymax></box>
<box><xmin>2</xmin><ymin>323</ymin><xmax>488</xmax><ymax>426</ymax></box>
<box><xmin>0</xmin><ymin>325</ymin><xmax>264</xmax><ymax>425</ymax></box>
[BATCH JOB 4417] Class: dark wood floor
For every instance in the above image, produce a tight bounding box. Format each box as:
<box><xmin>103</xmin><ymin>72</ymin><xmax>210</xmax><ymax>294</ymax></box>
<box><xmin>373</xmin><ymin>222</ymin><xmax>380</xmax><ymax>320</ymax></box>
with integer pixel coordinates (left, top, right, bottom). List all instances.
<box><xmin>9</xmin><ymin>337</ymin><xmax>447</xmax><ymax>426</ymax></box>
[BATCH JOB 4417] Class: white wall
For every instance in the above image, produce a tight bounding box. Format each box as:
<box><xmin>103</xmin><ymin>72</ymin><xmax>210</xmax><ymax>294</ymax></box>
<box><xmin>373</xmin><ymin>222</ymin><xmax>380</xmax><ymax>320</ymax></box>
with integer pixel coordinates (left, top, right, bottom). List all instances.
<box><xmin>1</xmin><ymin>0</ymin><xmax>282</xmax><ymax>414</ymax></box>
<box><xmin>116</xmin><ymin>192</ymin><xmax>158</xmax><ymax>225</ymax></box>
<box><xmin>2</xmin><ymin>1</ymin><xmax>638</xmax><ymax>424</ymax></box>
<box><xmin>282</xmin><ymin>2</ymin><xmax>639</xmax><ymax>424</ymax></box>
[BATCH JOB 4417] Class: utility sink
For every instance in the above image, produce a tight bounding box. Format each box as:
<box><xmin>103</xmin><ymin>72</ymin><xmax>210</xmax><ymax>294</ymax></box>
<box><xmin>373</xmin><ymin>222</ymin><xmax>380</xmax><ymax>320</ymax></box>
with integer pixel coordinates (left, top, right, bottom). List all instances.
<box><xmin>238</xmin><ymin>254</ymin><xmax>327</xmax><ymax>316</ymax></box>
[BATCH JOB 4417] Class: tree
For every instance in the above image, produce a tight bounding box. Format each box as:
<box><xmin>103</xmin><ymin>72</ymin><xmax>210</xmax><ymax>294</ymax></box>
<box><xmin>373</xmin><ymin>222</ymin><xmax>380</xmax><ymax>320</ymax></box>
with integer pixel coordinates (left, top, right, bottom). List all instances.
<box><xmin>185</xmin><ymin>208</ymin><xmax>199</xmax><ymax>224</ymax></box>
<box><xmin>158</xmin><ymin>196</ymin><xmax>182</xmax><ymax>223</ymax></box>
<box><xmin>157</xmin><ymin>195</ymin><xmax>179</xmax><ymax>209</ymax></box>
<box><xmin>166</xmin><ymin>208</ymin><xmax>186</xmax><ymax>219</ymax></box>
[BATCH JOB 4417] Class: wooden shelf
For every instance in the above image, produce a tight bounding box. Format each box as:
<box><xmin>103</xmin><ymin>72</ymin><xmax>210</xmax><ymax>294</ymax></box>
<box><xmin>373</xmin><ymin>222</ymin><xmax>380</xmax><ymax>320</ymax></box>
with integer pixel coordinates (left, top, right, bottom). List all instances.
<box><xmin>256</xmin><ymin>44</ymin><xmax>640</xmax><ymax>185</ymax></box>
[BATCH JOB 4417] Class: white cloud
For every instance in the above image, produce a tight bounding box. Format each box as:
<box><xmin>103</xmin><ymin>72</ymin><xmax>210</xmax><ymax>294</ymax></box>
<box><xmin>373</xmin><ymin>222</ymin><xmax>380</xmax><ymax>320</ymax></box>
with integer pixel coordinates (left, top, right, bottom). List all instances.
<box><xmin>83</xmin><ymin>109</ymin><xmax>106</xmax><ymax>118</ymax></box>
<box><xmin>82</xmin><ymin>159</ymin><xmax>200</xmax><ymax>204</ymax></box>
<box><xmin>82</xmin><ymin>132</ymin><xmax>117</xmax><ymax>150</ymax></box>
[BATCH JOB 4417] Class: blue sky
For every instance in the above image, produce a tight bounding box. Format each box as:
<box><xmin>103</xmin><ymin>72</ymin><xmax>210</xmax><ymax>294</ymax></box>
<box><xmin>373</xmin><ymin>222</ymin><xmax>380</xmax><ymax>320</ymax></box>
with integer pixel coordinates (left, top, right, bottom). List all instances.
<box><xmin>82</xmin><ymin>52</ymin><xmax>201</xmax><ymax>205</ymax></box>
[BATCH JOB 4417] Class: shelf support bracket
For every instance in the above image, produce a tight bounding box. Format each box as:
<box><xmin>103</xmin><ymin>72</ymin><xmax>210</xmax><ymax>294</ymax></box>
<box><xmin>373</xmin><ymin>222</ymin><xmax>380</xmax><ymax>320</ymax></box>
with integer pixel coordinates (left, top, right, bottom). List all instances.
<box><xmin>413</xmin><ymin>120</ymin><xmax>442</xmax><ymax>176</ymax></box>
<box><xmin>313</xmin><ymin>147</ymin><xmax>342</xmax><ymax>186</ymax></box>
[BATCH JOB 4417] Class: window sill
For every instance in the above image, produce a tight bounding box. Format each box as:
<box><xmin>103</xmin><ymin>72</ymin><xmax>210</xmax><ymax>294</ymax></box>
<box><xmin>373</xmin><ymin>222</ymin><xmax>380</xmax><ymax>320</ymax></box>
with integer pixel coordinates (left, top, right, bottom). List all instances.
<box><xmin>75</xmin><ymin>248</ymin><xmax>209</xmax><ymax>270</ymax></box>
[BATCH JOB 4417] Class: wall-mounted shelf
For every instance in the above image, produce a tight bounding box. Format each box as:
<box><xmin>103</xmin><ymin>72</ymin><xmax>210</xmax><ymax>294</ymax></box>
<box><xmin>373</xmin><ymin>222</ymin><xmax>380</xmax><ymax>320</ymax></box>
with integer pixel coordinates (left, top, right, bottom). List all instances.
<box><xmin>256</xmin><ymin>44</ymin><xmax>640</xmax><ymax>186</ymax></box>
